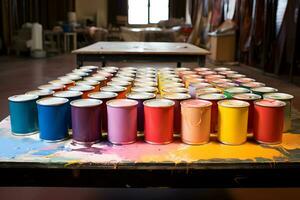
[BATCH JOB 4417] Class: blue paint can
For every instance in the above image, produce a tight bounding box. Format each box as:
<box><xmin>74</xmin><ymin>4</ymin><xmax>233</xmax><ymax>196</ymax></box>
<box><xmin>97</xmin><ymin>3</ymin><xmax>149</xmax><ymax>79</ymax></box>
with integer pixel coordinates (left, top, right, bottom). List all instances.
<box><xmin>37</xmin><ymin>97</ymin><xmax>69</xmax><ymax>142</ymax></box>
<box><xmin>8</xmin><ymin>94</ymin><xmax>39</xmax><ymax>135</ymax></box>
<box><xmin>53</xmin><ymin>91</ymin><xmax>83</xmax><ymax>129</ymax></box>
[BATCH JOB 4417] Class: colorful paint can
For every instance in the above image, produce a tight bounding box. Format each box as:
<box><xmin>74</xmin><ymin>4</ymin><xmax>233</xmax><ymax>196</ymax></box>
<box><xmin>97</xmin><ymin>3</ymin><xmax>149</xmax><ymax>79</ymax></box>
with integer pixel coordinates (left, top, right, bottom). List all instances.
<box><xmin>233</xmin><ymin>93</ymin><xmax>261</xmax><ymax>133</ymax></box>
<box><xmin>131</xmin><ymin>86</ymin><xmax>158</xmax><ymax>94</ymax></box>
<box><xmin>241</xmin><ymin>82</ymin><xmax>266</xmax><ymax>89</ymax></box>
<box><xmin>198</xmin><ymin>71</ymin><xmax>217</xmax><ymax>76</ymax></box>
<box><xmin>73</xmin><ymin>68</ymin><xmax>93</xmax><ymax>75</ymax></box>
<box><xmin>216</xmin><ymin>82</ymin><xmax>239</xmax><ymax>91</ymax></box>
<box><xmin>198</xmin><ymin>93</ymin><xmax>226</xmax><ymax>133</ymax></box>
<box><xmin>68</xmin><ymin>85</ymin><xmax>95</xmax><ymax>99</ymax></box>
<box><xmin>58</xmin><ymin>75</ymin><xmax>82</xmax><ymax>82</ymax></box>
<box><xmin>263</xmin><ymin>93</ymin><xmax>294</xmax><ymax>132</ymax></box>
<box><xmin>71</xmin><ymin>99</ymin><xmax>102</xmax><ymax>145</ymax></box>
<box><xmin>106</xmin><ymin>99</ymin><xmax>138</xmax><ymax>144</ymax></box>
<box><xmin>195</xmin><ymin>87</ymin><xmax>222</xmax><ymax>97</ymax></box>
<box><xmin>112</xmin><ymin>76</ymin><xmax>134</xmax><ymax>83</ymax></box>
<box><xmin>253</xmin><ymin>99</ymin><xmax>286</xmax><ymax>144</ymax></box>
<box><xmin>163</xmin><ymin>93</ymin><xmax>191</xmax><ymax>134</ymax></box>
<box><xmin>162</xmin><ymin>87</ymin><xmax>188</xmax><ymax>96</ymax></box>
<box><xmin>37</xmin><ymin>97</ymin><xmax>69</xmax><ymax>142</ymax></box>
<box><xmin>76</xmin><ymin>80</ymin><xmax>100</xmax><ymax>92</ymax></box>
<box><xmin>217</xmin><ymin>100</ymin><xmax>249</xmax><ymax>145</ymax></box>
<box><xmin>251</xmin><ymin>87</ymin><xmax>278</xmax><ymax>97</ymax></box>
<box><xmin>189</xmin><ymin>82</ymin><xmax>213</xmax><ymax>98</ymax></box>
<box><xmin>26</xmin><ymin>89</ymin><xmax>54</xmax><ymax>99</ymax></box>
<box><xmin>53</xmin><ymin>91</ymin><xmax>83</xmax><ymax>128</ymax></box>
<box><xmin>214</xmin><ymin>67</ymin><xmax>231</xmax><ymax>72</ymax></box>
<box><xmin>193</xmin><ymin>67</ymin><xmax>210</xmax><ymax>72</ymax></box>
<box><xmin>88</xmin><ymin>91</ymin><xmax>118</xmax><ymax>132</ymax></box>
<box><xmin>143</xmin><ymin>99</ymin><xmax>175</xmax><ymax>144</ymax></box>
<box><xmin>67</xmin><ymin>72</ymin><xmax>89</xmax><ymax>78</ymax></box>
<box><xmin>80</xmin><ymin>65</ymin><xmax>99</xmax><ymax>73</ymax></box>
<box><xmin>102</xmin><ymin>67</ymin><xmax>117</xmax><ymax>75</ymax></box>
<box><xmin>224</xmin><ymin>87</ymin><xmax>250</xmax><ymax>98</ymax></box>
<box><xmin>134</xmin><ymin>82</ymin><xmax>158</xmax><ymax>88</ymax></box>
<box><xmin>49</xmin><ymin>79</ymin><xmax>75</xmax><ymax>90</ymax></box>
<box><xmin>100</xmin><ymin>85</ymin><xmax>127</xmax><ymax>99</ymax></box>
<box><xmin>226</xmin><ymin>74</ymin><xmax>246</xmax><ymax>79</ymax></box>
<box><xmin>185</xmin><ymin>78</ymin><xmax>206</xmax><ymax>88</ymax></box>
<box><xmin>84</xmin><ymin>76</ymin><xmax>107</xmax><ymax>87</ymax></box>
<box><xmin>235</xmin><ymin>78</ymin><xmax>256</xmax><ymax>85</ymax></box>
<box><xmin>95</xmin><ymin>71</ymin><xmax>113</xmax><ymax>81</ymax></box>
<box><xmin>8</xmin><ymin>94</ymin><xmax>39</xmax><ymax>135</ymax></box>
<box><xmin>218</xmin><ymin>70</ymin><xmax>238</xmax><ymax>76</ymax></box>
<box><xmin>107</xmin><ymin>80</ymin><xmax>131</xmax><ymax>93</ymax></box>
<box><xmin>211</xmin><ymin>78</ymin><xmax>232</xmax><ymax>85</ymax></box>
<box><xmin>180</xmin><ymin>99</ymin><xmax>212</xmax><ymax>144</ymax></box>
<box><xmin>126</xmin><ymin>92</ymin><xmax>156</xmax><ymax>132</ymax></box>
<box><xmin>205</xmin><ymin>74</ymin><xmax>226</xmax><ymax>82</ymax></box>
<box><xmin>38</xmin><ymin>84</ymin><xmax>65</xmax><ymax>92</ymax></box>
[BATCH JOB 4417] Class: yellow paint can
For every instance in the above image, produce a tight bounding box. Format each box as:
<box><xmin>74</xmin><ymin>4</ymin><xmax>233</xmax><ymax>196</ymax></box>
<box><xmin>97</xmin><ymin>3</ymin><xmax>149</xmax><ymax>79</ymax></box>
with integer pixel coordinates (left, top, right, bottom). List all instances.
<box><xmin>217</xmin><ymin>100</ymin><xmax>250</xmax><ymax>145</ymax></box>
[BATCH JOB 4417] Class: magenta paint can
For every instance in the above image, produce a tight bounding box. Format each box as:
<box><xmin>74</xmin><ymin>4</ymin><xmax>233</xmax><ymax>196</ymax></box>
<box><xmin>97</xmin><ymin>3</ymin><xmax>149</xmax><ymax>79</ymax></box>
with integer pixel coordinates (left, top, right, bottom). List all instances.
<box><xmin>126</xmin><ymin>92</ymin><xmax>156</xmax><ymax>132</ymax></box>
<box><xmin>88</xmin><ymin>91</ymin><xmax>118</xmax><ymax>133</ymax></box>
<box><xmin>106</xmin><ymin>99</ymin><xmax>138</xmax><ymax>144</ymax></box>
<box><xmin>71</xmin><ymin>99</ymin><xmax>102</xmax><ymax>145</ymax></box>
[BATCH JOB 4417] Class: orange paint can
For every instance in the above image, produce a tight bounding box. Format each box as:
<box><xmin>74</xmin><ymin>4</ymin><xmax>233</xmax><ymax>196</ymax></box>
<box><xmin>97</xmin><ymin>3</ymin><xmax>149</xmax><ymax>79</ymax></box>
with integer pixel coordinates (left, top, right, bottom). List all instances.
<box><xmin>181</xmin><ymin>99</ymin><xmax>212</xmax><ymax>144</ymax></box>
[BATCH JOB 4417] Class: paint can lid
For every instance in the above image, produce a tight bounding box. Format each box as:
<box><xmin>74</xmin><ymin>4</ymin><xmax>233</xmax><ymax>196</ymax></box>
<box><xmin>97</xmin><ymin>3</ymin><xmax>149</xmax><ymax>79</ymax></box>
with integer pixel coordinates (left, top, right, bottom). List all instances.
<box><xmin>217</xmin><ymin>82</ymin><xmax>239</xmax><ymax>88</ymax></box>
<box><xmin>196</xmin><ymin>87</ymin><xmax>222</xmax><ymax>95</ymax></box>
<box><xmin>88</xmin><ymin>91</ymin><xmax>118</xmax><ymax>99</ymax></box>
<box><xmin>102</xmin><ymin>68</ymin><xmax>117</xmax><ymax>74</ymax></box>
<box><xmin>163</xmin><ymin>87</ymin><xmax>188</xmax><ymax>93</ymax></box>
<box><xmin>116</xmin><ymin>72</ymin><xmax>136</xmax><ymax>77</ymax></box>
<box><xmin>72</xmin><ymin>68</ymin><xmax>92</xmax><ymax>73</ymax></box>
<box><xmin>241</xmin><ymin>81</ymin><xmax>265</xmax><ymax>88</ymax></box>
<box><xmin>235</xmin><ymin>78</ymin><xmax>256</xmax><ymax>83</ymax></box>
<box><xmin>255</xmin><ymin>99</ymin><xmax>286</xmax><ymax>107</ymax></box>
<box><xmin>224</xmin><ymin>87</ymin><xmax>250</xmax><ymax>94</ymax></box>
<box><xmin>8</xmin><ymin>94</ymin><xmax>39</xmax><ymax>102</ymax></box>
<box><xmin>198</xmin><ymin>93</ymin><xmax>226</xmax><ymax>100</ymax></box>
<box><xmin>193</xmin><ymin>67</ymin><xmax>210</xmax><ymax>72</ymax></box>
<box><xmin>189</xmin><ymin>82</ymin><xmax>212</xmax><ymax>88</ymax></box>
<box><xmin>85</xmin><ymin>76</ymin><xmax>106</xmax><ymax>82</ymax></box>
<box><xmin>53</xmin><ymin>91</ymin><xmax>83</xmax><ymax>98</ymax></box>
<box><xmin>213</xmin><ymin>67</ymin><xmax>231</xmax><ymax>72</ymax></box>
<box><xmin>163</xmin><ymin>93</ymin><xmax>191</xmax><ymax>100</ymax></box>
<box><xmin>135</xmin><ymin>77</ymin><xmax>157</xmax><ymax>83</ymax></box>
<box><xmin>131</xmin><ymin>86</ymin><xmax>157</xmax><ymax>93</ymax></box>
<box><xmin>112</xmin><ymin>77</ymin><xmax>134</xmax><ymax>82</ymax></box>
<box><xmin>71</xmin><ymin>99</ymin><xmax>102</xmax><ymax>107</ymax></box>
<box><xmin>76</xmin><ymin>80</ymin><xmax>99</xmax><ymax>86</ymax></box>
<box><xmin>134</xmin><ymin>81</ymin><xmax>158</xmax><ymax>87</ymax></box>
<box><xmin>107</xmin><ymin>80</ymin><xmax>131</xmax><ymax>87</ymax></box>
<box><xmin>198</xmin><ymin>71</ymin><xmax>217</xmax><ymax>76</ymax></box>
<box><xmin>26</xmin><ymin>89</ymin><xmax>54</xmax><ymax>97</ymax></box>
<box><xmin>162</xmin><ymin>82</ymin><xmax>185</xmax><ymax>88</ymax></box>
<box><xmin>218</xmin><ymin>70</ymin><xmax>238</xmax><ymax>75</ymax></box>
<box><xmin>107</xmin><ymin>99</ymin><xmax>138</xmax><ymax>107</ymax></box>
<box><xmin>211</xmin><ymin>79</ymin><xmax>232</xmax><ymax>84</ymax></box>
<box><xmin>66</xmin><ymin>72</ymin><xmax>88</xmax><ymax>77</ymax></box>
<box><xmin>126</xmin><ymin>92</ymin><xmax>156</xmax><ymax>100</ymax></box>
<box><xmin>143</xmin><ymin>99</ymin><xmax>175</xmax><ymax>107</ymax></box>
<box><xmin>181</xmin><ymin>99</ymin><xmax>212</xmax><ymax>108</ymax></box>
<box><xmin>38</xmin><ymin>84</ymin><xmax>65</xmax><ymax>91</ymax></box>
<box><xmin>80</xmin><ymin>65</ymin><xmax>99</xmax><ymax>70</ymax></box>
<box><xmin>58</xmin><ymin>75</ymin><xmax>81</xmax><ymax>81</ymax></box>
<box><xmin>94</xmin><ymin>71</ymin><xmax>113</xmax><ymax>78</ymax></box>
<box><xmin>218</xmin><ymin>100</ymin><xmax>250</xmax><ymax>108</ymax></box>
<box><xmin>251</xmin><ymin>87</ymin><xmax>278</xmax><ymax>93</ymax></box>
<box><xmin>263</xmin><ymin>93</ymin><xmax>294</xmax><ymax>100</ymax></box>
<box><xmin>37</xmin><ymin>97</ymin><xmax>68</xmax><ymax>106</ymax></box>
<box><xmin>49</xmin><ymin>79</ymin><xmax>74</xmax><ymax>85</ymax></box>
<box><xmin>233</xmin><ymin>93</ymin><xmax>261</xmax><ymax>100</ymax></box>
<box><xmin>102</xmin><ymin>66</ymin><xmax>119</xmax><ymax>71</ymax></box>
<box><xmin>100</xmin><ymin>85</ymin><xmax>126</xmax><ymax>92</ymax></box>
<box><xmin>205</xmin><ymin>74</ymin><xmax>225</xmax><ymax>80</ymax></box>
<box><xmin>68</xmin><ymin>85</ymin><xmax>94</xmax><ymax>92</ymax></box>
<box><xmin>227</xmin><ymin>74</ymin><xmax>246</xmax><ymax>79</ymax></box>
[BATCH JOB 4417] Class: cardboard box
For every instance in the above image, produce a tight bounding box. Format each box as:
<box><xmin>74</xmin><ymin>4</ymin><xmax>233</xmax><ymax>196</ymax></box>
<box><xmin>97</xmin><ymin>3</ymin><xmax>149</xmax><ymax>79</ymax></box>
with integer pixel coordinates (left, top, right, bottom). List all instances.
<box><xmin>209</xmin><ymin>32</ymin><xmax>236</xmax><ymax>62</ymax></box>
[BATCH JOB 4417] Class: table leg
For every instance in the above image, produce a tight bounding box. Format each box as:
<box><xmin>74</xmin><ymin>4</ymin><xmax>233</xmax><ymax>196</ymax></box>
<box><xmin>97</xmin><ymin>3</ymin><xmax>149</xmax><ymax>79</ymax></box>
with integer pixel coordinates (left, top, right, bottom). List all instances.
<box><xmin>73</xmin><ymin>34</ymin><xmax>77</xmax><ymax>50</ymax></box>
<box><xmin>198</xmin><ymin>56</ymin><xmax>206</xmax><ymax>67</ymax></box>
<box><xmin>102</xmin><ymin>61</ymin><xmax>106</xmax><ymax>67</ymax></box>
<box><xmin>77</xmin><ymin>55</ymin><xmax>83</xmax><ymax>68</ymax></box>
<box><xmin>64</xmin><ymin>34</ymin><xmax>67</xmax><ymax>53</ymax></box>
<box><xmin>177</xmin><ymin>62</ymin><xmax>182</xmax><ymax>68</ymax></box>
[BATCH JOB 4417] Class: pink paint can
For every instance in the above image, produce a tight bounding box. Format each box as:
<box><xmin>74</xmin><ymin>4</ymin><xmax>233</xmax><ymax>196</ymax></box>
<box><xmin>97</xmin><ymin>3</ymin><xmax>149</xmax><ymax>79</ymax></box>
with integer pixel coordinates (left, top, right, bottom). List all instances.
<box><xmin>106</xmin><ymin>99</ymin><xmax>138</xmax><ymax>144</ymax></box>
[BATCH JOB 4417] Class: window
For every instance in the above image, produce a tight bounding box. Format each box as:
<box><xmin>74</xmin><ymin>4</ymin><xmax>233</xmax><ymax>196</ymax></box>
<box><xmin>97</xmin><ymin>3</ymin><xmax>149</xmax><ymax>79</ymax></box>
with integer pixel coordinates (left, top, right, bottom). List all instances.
<box><xmin>128</xmin><ymin>0</ymin><xmax>169</xmax><ymax>25</ymax></box>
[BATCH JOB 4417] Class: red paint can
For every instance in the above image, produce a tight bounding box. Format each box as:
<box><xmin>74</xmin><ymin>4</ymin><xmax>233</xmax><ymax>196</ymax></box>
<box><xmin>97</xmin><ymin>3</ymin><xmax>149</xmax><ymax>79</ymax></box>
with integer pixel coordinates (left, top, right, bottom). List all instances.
<box><xmin>253</xmin><ymin>99</ymin><xmax>286</xmax><ymax>144</ymax></box>
<box><xmin>143</xmin><ymin>99</ymin><xmax>175</xmax><ymax>144</ymax></box>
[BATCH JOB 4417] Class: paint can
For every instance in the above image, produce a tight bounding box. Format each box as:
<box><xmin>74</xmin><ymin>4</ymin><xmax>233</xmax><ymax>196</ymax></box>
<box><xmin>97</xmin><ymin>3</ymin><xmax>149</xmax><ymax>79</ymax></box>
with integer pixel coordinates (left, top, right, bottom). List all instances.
<box><xmin>263</xmin><ymin>93</ymin><xmax>294</xmax><ymax>132</ymax></box>
<box><xmin>253</xmin><ymin>99</ymin><xmax>286</xmax><ymax>144</ymax></box>
<box><xmin>37</xmin><ymin>97</ymin><xmax>69</xmax><ymax>142</ymax></box>
<box><xmin>181</xmin><ymin>99</ymin><xmax>212</xmax><ymax>144</ymax></box>
<box><xmin>197</xmin><ymin>71</ymin><xmax>217</xmax><ymax>77</ymax></box>
<box><xmin>189</xmin><ymin>82</ymin><xmax>213</xmax><ymax>98</ymax></box>
<box><xmin>185</xmin><ymin>78</ymin><xmax>206</xmax><ymax>88</ymax></box>
<box><xmin>217</xmin><ymin>100</ymin><xmax>249</xmax><ymax>145</ymax></box>
<box><xmin>71</xmin><ymin>99</ymin><xmax>102</xmax><ymax>145</ymax></box>
<box><xmin>106</xmin><ymin>99</ymin><xmax>138</xmax><ymax>144</ymax></box>
<box><xmin>251</xmin><ymin>87</ymin><xmax>278</xmax><ymax>97</ymax></box>
<box><xmin>226</xmin><ymin>74</ymin><xmax>246</xmax><ymax>79</ymax></box>
<box><xmin>126</xmin><ymin>92</ymin><xmax>156</xmax><ymax>132</ymax></box>
<box><xmin>198</xmin><ymin>93</ymin><xmax>226</xmax><ymax>133</ymax></box>
<box><xmin>100</xmin><ymin>85</ymin><xmax>127</xmax><ymax>99</ymax></box>
<box><xmin>144</xmin><ymin>99</ymin><xmax>175</xmax><ymax>144</ymax></box>
<box><xmin>26</xmin><ymin>89</ymin><xmax>54</xmax><ymax>99</ymax></box>
<box><xmin>53</xmin><ymin>91</ymin><xmax>83</xmax><ymax>129</ymax></box>
<box><xmin>102</xmin><ymin>67</ymin><xmax>118</xmax><ymax>75</ymax></box>
<box><xmin>211</xmin><ymin>78</ymin><xmax>232</xmax><ymax>85</ymax></box>
<box><xmin>58</xmin><ymin>75</ymin><xmax>82</xmax><ymax>82</ymax></box>
<box><xmin>163</xmin><ymin>93</ymin><xmax>191</xmax><ymax>134</ymax></box>
<box><xmin>112</xmin><ymin>76</ymin><xmax>135</xmax><ymax>83</ymax></box>
<box><xmin>224</xmin><ymin>87</ymin><xmax>250</xmax><ymax>98</ymax></box>
<box><xmin>241</xmin><ymin>82</ymin><xmax>266</xmax><ymax>89</ymax></box>
<box><xmin>107</xmin><ymin>80</ymin><xmax>131</xmax><ymax>93</ymax></box>
<box><xmin>73</xmin><ymin>68</ymin><xmax>93</xmax><ymax>75</ymax></box>
<box><xmin>134</xmin><ymin>81</ymin><xmax>158</xmax><ymax>87</ymax></box>
<box><xmin>234</xmin><ymin>78</ymin><xmax>255</xmax><ymax>85</ymax></box>
<box><xmin>162</xmin><ymin>87</ymin><xmax>188</xmax><ymax>96</ymax></box>
<box><xmin>193</xmin><ymin>67</ymin><xmax>210</xmax><ymax>73</ymax></box>
<box><xmin>49</xmin><ymin>79</ymin><xmax>75</xmax><ymax>90</ymax></box>
<box><xmin>76</xmin><ymin>80</ymin><xmax>100</xmax><ymax>92</ymax></box>
<box><xmin>216</xmin><ymin>82</ymin><xmax>239</xmax><ymax>91</ymax></box>
<box><xmin>95</xmin><ymin>71</ymin><xmax>113</xmax><ymax>81</ymax></box>
<box><xmin>214</xmin><ymin>67</ymin><xmax>231</xmax><ymax>72</ymax></box>
<box><xmin>84</xmin><ymin>76</ymin><xmax>107</xmax><ymax>87</ymax></box>
<box><xmin>80</xmin><ymin>65</ymin><xmax>99</xmax><ymax>73</ymax></box>
<box><xmin>204</xmin><ymin>74</ymin><xmax>226</xmax><ymax>82</ymax></box>
<box><xmin>8</xmin><ymin>94</ymin><xmax>39</xmax><ymax>135</ymax></box>
<box><xmin>233</xmin><ymin>93</ymin><xmax>261</xmax><ymax>133</ymax></box>
<box><xmin>67</xmin><ymin>72</ymin><xmax>89</xmax><ymax>78</ymax></box>
<box><xmin>195</xmin><ymin>87</ymin><xmax>222</xmax><ymax>97</ymax></box>
<box><xmin>68</xmin><ymin>85</ymin><xmax>95</xmax><ymax>99</ymax></box>
<box><xmin>88</xmin><ymin>91</ymin><xmax>118</xmax><ymax>132</ymax></box>
<box><xmin>131</xmin><ymin>86</ymin><xmax>158</xmax><ymax>94</ymax></box>
<box><xmin>218</xmin><ymin>70</ymin><xmax>238</xmax><ymax>76</ymax></box>
<box><xmin>38</xmin><ymin>84</ymin><xmax>65</xmax><ymax>92</ymax></box>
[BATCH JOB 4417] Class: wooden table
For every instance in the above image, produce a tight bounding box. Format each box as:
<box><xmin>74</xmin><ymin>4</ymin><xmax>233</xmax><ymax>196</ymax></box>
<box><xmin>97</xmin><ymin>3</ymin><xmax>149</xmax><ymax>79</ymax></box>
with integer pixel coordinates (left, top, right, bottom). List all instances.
<box><xmin>1</xmin><ymin>116</ymin><xmax>300</xmax><ymax>188</ymax></box>
<box><xmin>72</xmin><ymin>42</ymin><xmax>210</xmax><ymax>68</ymax></box>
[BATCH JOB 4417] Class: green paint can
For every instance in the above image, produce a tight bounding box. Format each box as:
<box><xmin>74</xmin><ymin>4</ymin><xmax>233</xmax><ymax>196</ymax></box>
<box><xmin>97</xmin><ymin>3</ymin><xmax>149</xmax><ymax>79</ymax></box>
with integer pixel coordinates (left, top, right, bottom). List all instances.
<box><xmin>224</xmin><ymin>87</ymin><xmax>250</xmax><ymax>99</ymax></box>
<box><xmin>251</xmin><ymin>87</ymin><xmax>278</xmax><ymax>97</ymax></box>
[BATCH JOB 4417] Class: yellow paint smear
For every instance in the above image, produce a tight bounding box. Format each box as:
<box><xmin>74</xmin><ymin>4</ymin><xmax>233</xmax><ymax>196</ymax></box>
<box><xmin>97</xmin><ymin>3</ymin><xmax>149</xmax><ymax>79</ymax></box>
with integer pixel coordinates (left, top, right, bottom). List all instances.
<box><xmin>280</xmin><ymin>133</ymin><xmax>300</xmax><ymax>150</ymax></box>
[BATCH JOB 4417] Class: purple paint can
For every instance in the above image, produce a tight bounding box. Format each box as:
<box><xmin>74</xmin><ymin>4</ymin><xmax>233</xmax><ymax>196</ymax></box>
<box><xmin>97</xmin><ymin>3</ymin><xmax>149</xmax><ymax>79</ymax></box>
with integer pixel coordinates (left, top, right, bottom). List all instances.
<box><xmin>71</xmin><ymin>99</ymin><xmax>102</xmax><ymax>145</ymax></box>
<box><xmin>126</xmin><ymin>92</ymin><xmax>156</xmax><ymax>132</ymax></box>
<box><xmin>88</xmin><ymin>91</ymin><xmax>118</xmax><ymax>132</ymax></box>
<box><xmin>106</xmin><ymin>99</ymin><xmax>138</xmax><ymax>144</ymax></box>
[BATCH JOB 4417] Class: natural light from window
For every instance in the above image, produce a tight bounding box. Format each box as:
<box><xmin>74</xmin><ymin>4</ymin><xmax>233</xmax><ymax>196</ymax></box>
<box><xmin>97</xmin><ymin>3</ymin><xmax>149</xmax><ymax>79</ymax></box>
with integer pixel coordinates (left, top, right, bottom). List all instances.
<box><xmin>128</xmin><ymin>0</ymin><xmax>169</xmax><ymax>24</ymax></box>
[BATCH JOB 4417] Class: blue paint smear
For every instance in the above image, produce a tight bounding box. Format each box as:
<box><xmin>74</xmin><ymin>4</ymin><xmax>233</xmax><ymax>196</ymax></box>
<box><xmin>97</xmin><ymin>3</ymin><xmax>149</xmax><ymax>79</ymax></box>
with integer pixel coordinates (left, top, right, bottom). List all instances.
<box><xmin>32</xmin><ymin>145</ymin><xmax>65</xmax><ymax>156</ymax></box>
<box><xmin>0</xmin><ymin>136</ymin><xmax>47</xmax><ymax>159</ymax></box>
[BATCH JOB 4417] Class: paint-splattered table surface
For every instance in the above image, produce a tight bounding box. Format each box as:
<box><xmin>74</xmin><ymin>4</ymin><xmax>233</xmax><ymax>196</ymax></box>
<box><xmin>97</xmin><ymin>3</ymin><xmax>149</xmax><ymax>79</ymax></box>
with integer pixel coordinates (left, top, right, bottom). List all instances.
<box><xmin>1</xmin><ymin>115</ymin><xmax>300</xmax><ymax>171</ymax></box>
